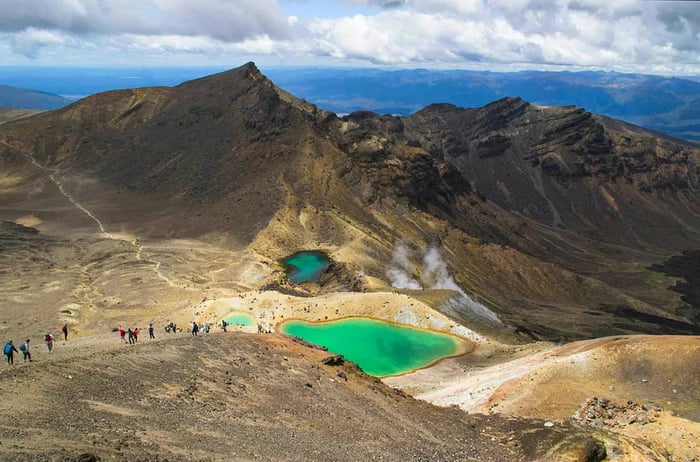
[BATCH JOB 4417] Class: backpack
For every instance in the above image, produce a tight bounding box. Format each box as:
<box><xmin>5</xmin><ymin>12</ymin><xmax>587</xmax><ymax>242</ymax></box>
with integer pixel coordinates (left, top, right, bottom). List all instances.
<box><xmin>19</xmin><ymin>343</ymin><xmax>27</xmax><ymax>352</ymax></box>
<box><xmin>3</xmin><ymin>343</ymin><xmax>11</xmax><ymax>355</ymax></box>
<box><xmin>45</xmin><ymin>334</ymin><xmax>51</xmax><ymax>342</ymax></box>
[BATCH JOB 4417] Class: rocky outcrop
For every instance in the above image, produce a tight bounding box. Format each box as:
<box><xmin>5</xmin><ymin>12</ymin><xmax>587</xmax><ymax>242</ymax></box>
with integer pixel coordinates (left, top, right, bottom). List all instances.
<box><xmin>573</xmin><ymin>397</ymin><xmax>658</xmax><ymax>428</ymax></box>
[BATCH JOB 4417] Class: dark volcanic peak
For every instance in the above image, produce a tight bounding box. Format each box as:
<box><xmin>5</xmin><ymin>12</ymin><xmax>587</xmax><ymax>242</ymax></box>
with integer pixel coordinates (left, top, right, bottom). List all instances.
<box><xmin>404</xmin><ymin>99</ymin><xmax>700</xmax><ymax>239</ymax></box>
<box><xmin>0</xmin><ymin>62</ymin><xmax>326</xmax><ymax>244</ymax></box>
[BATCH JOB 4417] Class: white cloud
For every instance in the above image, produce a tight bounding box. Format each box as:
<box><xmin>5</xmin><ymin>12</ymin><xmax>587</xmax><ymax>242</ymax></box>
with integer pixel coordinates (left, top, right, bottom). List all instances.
<box><xmin>0</xmin><ymin>0</ymin><xmax>291</xmax><ymax>40</ymax></box>
<box><xmin>0</xmin><ymin>0</ymin><xmax>698</xmax><ymax>73</ymax></box>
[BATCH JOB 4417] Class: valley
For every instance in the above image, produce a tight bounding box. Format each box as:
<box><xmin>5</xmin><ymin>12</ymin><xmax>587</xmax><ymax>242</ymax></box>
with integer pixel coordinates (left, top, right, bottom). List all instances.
<box><xmin>1</xmin><ymin>63</ymin><xmax>699</xmax><ymax>461</ymax></box>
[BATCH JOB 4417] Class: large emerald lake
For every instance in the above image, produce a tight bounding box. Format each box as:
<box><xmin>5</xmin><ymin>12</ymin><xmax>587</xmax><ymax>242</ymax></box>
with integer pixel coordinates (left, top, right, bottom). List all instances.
<box><xmin>279</xmin><ymin>317</ymin><xmax>467</xmax><ymax>377</ymax></box>
<box><xmin>282</xmin><ymin>251</ymin><xmax>331</xmax><ymax>283</ymax></box>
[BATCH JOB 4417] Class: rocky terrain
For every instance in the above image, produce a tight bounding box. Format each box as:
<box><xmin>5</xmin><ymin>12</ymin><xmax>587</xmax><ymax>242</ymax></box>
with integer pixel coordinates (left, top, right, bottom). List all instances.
<box><xmin>0</xmin><ymin>62</ymin><xmax>699</xmax><ymax>461</ymax></box>
<box><xmin>1</xmin><ymin>332</ymin><xmax>616</xmax><ymax>462</ymax></box>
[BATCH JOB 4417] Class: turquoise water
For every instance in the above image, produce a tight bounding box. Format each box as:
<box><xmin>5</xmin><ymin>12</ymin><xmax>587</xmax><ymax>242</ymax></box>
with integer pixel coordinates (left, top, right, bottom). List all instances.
<box><xmin>223</xmin><ymin>312</ymin><xmax>255</xmax><ymax>326</ymax></box>
<box><xmin>282</xmin><ymin>251</ymin><xmax>331</xmax><ymax>283</ymax></box>
<box><xmin>279</xmin><ymin>318</ymin><xmax>467</xmax><ymax>377</ymax></box>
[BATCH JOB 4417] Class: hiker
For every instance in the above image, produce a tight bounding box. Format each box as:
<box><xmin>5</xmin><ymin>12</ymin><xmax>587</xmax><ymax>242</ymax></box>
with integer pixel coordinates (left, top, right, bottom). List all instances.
<box><xmin>61</xmin><ymin>323</ymin><xmax>68</xmax><ymax>341</ymax></box>
<box><xmin>221</xmin><ymin>320</ymin><xmax>228</xmax><ymax>332</ymax></box>
<box><xmin>133</xmin><ymin>327</ymin><xmax>139</xmax><ymax>343</ymax></box>
<box><xmin>19</xmin><ymin>339</ymin><xmax>31</xmax><ymax>362</ymax></box>
<box><xmin>44</xmin><ymin>332</ymin><xmax>55</xmax><ymax>352</ymax></box>
<box><xmin>118</xmin><ymin>325</ymin><xmax>126</xmax><ymax>343</ymax></box>
<box><xmin>4</xmin><ymin>340</ymin><xmax>18</xmax><ymax>365</ymax></box>
<box><xmin>257</xmin><ymin>323</ymin><xmax>263</xmax><ymax>334</ymax></box>
<box><xmin>191</xmin><ymin>321</ymin><xmax>199</xmax><ymax>336</ymax></box>
<box><xmin>127</xmin><ymin>328</ymin><xmax>135</xmax><ymax>344</ymax></box>
<box><xmin>148</xmin><ymin>323</ymin><xmax>155</xmax><ymax>339</ymax></box>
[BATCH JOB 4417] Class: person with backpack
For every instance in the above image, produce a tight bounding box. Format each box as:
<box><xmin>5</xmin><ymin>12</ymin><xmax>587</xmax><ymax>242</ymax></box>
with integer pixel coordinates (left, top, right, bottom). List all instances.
<box><xmin>148</xmin><ymin>323</ymin><xmax>155</xmax><ymax>339</ymax></box>
<box><xmin>4</xmin><ymin>340</ymin><xmax>18</xmax><ymax>365</ymax></box>
<box><xmin>19</xmin><ymin>339</ymin><xmax>31</xmax><ymax>362</ymax></box>
<box><xmin>44</xmin><ymin>332</ymin><xmax>55</xmax><ymax>352</ymax></box>
<box><xmin>191</xmin><ymin>321</ymin><xmax>199</xmax><ymax>336</ymax></box>
<box><xmin>61</xmin><ymin>323</ymin><xmax>68</xmax><ymax>341</ymax></box>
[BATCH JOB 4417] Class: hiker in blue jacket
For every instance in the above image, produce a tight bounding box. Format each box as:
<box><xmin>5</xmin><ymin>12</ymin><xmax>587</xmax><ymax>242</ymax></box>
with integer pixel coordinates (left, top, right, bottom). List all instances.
<box><xmin>4</xmin><ymin>340</ymin><xmax>19</xmax><ymax>365</ymax></box>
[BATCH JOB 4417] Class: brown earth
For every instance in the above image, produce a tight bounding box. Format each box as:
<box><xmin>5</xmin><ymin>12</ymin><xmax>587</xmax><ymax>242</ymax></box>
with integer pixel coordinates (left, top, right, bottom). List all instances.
<box><xmin>1</xmin><ymin>332</ymin><xmax>609</xmax><ymax>462</ymax></box>
<box><xmin>386</xmin><ymin>336</ymin><xmax>700</xmax><ymax>461</ymax></box>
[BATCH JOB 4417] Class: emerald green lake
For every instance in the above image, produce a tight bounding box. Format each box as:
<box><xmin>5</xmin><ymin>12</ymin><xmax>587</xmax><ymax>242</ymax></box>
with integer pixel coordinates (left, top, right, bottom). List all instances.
<box><xmin>282</xmin><ymin>251</ymin><xmax>331</xmax><ymax>283</ymax></box>
<box><xmin>279</xmin><ymin>318</ymin><xmax>467</xmax><ymax>377</ymax></box>
<box><xmin>223</xmin><ymin>312</ymin><xmax>255</xmax><ymax>326</ymax></box>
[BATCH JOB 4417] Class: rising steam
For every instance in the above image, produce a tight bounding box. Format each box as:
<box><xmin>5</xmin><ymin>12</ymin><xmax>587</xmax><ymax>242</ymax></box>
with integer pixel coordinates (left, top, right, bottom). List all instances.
<box><xmin>386</xmin><ymin>242</ymin><xmax>421</xmax><ymax>289</ymax></box>
<box><xmin>386</xmin><ymin>242</ymin><xmax>502</xmax><ymax>326</ymax></box>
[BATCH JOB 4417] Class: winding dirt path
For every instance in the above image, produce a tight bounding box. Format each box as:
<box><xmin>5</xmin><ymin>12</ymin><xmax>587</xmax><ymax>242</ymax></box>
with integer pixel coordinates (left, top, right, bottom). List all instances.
<box><xmin>0</xmin><ymin>138</ymin><xmax>185</xmax><ymax>289</ymax></box>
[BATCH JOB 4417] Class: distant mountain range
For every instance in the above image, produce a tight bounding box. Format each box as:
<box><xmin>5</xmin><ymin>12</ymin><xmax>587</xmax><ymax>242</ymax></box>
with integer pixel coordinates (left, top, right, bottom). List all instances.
<box><xmin>1</xmin><ymin>66</ymin><xmax>699</xmax><ymax>141</ymax></box>
<box><xmin>0</xmin><ymin>84</ymin><xmax>69</xmax><ymax>110</ymax></box>
<box><xmin>264</xmin><ymin>68</ymin><xmax>700</xmax><ymax>142</ymax></box>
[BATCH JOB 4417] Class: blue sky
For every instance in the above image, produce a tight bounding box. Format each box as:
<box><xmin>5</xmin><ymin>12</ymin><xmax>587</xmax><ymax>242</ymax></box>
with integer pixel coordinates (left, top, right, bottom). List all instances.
<box><xmin>0</xmin><ymin>1</ymin><xmax>698</xmax><ymax>74</ymax></box>
<box><xmin>280</xmin><ymin>0</ymin><xmax>381</xmax><ymax>18</ymax></box>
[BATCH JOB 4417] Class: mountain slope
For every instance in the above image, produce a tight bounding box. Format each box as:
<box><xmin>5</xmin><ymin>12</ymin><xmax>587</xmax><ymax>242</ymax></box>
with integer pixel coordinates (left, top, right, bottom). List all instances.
<box><xmin>0</xmin><ymin>332</ymin><xmax>612</xmax><ymax>462</ymax></box>
<box><xmin>0</xmin><ymin>62</ymin><xmax>699</xmax><ymax>342</ymax></box>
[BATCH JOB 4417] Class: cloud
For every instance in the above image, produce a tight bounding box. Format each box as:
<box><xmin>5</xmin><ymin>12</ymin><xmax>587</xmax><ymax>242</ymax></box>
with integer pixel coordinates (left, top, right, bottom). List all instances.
<box><xmin>299</xmin><ymin>0</ymin><xmax>700</xmax><ymax>72</ymax></box>
<box><xmin>0</xmin><ymin>0</ymin><xmax>291</xmax><ymax>41</ymax></box>
<box><xmin>655</xmin><ymin>1</ymin><xmax>700</xmax><ymax>51</ymax></box>
<box><xmin>7</xmin><ymin>28</ymin><xmax>70</xmax><ymax>59</ymax></box>
<box><xmin>0</xmin><ymin>0</ymin><xmax>698</xmax><ymax>73</ymax></box>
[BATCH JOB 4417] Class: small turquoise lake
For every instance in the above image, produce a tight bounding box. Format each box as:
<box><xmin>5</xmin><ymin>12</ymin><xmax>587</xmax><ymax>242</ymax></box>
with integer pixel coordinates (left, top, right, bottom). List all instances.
<box><xmin>279</xmin><ymin>317</ymin><xmax>468</xmax><ymax>377</ymax></box>
<box><xmin>282</xmin><ymin>251</ymin><xmax>331</xmax><ymax>283</ymax></box>
<box><xmin>223</xmin><ymin>312</ymin><xmax>255</xmax><ymax>326</ymax></box>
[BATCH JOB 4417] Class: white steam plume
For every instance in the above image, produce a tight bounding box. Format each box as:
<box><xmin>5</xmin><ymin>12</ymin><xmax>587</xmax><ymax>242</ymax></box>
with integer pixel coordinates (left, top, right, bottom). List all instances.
<box><xmin>422</xmin><ymin>246</ymin><xmax>464</xmax><ymax>293</ymax></box>
<box><xmin>387</xmin><ymin>242</ymin><xmax>502</xmax><ymax>326</ymax></box>
<box><xmin>386</xmin><ymin>241</ymin><xmax>421</xmax><ymax>289</ymax></box>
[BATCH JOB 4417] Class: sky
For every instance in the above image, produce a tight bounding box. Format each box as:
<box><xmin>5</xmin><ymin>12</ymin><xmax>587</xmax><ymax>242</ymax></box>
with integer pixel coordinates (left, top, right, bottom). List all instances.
<box><xmin>0</xmin><ymin>0</ymin><xmax>698</xmax><ymax>74</ymax></box>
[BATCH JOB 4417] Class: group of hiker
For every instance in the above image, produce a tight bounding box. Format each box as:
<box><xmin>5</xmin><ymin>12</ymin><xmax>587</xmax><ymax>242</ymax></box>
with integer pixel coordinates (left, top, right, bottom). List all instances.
<box><xmin>118</xmin><ymin>323</ymin><xmax>156</xmax><ymax>344</ymax></box>
<box><xmin>7</xmin><ymin>316</ymin><xmax>272</xmax><ymax>365</ymax></box>
<box><xmin>117</xmin><ymin>321</ymin><xmax>220</xmax><ymax>343</ymax></box>
<box><xmin>4</xmin><ymin>324</ymin><xmax>68</xmax><ymax>366</ymax></box>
